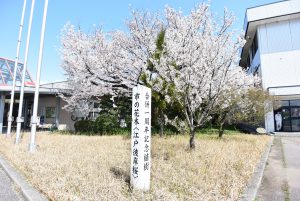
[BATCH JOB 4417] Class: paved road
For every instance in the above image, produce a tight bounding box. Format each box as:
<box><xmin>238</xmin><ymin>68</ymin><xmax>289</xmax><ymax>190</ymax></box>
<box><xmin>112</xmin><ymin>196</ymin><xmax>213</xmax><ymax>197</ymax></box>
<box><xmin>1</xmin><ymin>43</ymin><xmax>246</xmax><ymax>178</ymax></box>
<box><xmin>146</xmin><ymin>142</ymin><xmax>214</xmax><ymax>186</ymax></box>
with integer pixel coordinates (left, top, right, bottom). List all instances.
<box><xmin>257</xmin><ymin>137</ymin><xmax>300</xmax><ymax>201</ymax></box>
<box><xmin>0</xmin><ymin>167</ymin><xmax>24</xmax><ymax>201</ymax></box>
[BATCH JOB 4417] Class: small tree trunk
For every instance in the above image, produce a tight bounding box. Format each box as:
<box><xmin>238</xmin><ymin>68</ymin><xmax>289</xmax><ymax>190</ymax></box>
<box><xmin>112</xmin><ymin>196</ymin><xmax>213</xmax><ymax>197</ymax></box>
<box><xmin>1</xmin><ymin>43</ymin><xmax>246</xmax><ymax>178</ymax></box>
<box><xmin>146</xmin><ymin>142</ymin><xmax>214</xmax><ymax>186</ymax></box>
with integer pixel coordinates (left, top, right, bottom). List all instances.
<box><xmin>218</xmin><ymin>122</ymin><xmax>225</xmax><ymax>138</ymax></box>
<box><xmin>189</xmin><ymin>127</ymin><xmax>195</xmax><ymax>149</ymax></box>
<box><xmin>218</xmin><ymin>129</ymin><xmax>224</xmax><ymax>138</ymax></box>
<box><xmin>159</xmin><ymin>122</ymin><xmax>164</xmax><ymax>137</ymax></box>
<box><xmin>158</xmin><ymin>114</ymin><xmax>164</xmax><ymax>137</ymax></box>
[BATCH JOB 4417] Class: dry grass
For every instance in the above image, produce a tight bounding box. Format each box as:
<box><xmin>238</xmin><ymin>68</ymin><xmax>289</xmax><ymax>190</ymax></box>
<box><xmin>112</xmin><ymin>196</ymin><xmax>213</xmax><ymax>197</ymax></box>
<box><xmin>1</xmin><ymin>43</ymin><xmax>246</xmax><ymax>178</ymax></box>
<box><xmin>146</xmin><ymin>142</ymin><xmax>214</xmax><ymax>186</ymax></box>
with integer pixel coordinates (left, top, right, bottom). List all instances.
<box><xmin>0</xmin><ymin>132</ymin><xmax>270</xmax><ymax>201</ymax></box>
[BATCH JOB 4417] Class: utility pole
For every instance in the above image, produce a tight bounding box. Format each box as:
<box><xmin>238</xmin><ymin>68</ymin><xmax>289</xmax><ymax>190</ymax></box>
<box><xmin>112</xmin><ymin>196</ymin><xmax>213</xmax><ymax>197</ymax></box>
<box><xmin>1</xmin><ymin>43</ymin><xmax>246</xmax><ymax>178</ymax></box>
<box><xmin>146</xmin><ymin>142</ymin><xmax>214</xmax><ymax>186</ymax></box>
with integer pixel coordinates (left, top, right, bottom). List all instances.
<box><xmin>29</xmin><ymin>0</ymin><xmax>48</xmax><ymax>152</ymax></box>
<box><xmin>15</xmin><ymin>0</ymin><xmax>35</xmax><ymax>144</ymax></box>
<box><xmin>7</xmin><ymin>0</ymin><xmax>27</xmax><ymax>137</ymax></box>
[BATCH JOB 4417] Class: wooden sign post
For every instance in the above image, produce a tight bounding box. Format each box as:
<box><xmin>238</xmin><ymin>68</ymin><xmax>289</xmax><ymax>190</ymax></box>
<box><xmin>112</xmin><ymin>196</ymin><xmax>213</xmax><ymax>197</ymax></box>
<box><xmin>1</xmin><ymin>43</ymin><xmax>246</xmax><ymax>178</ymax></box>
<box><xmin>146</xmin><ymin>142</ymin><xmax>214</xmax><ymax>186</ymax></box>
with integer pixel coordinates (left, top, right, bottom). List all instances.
<box><xmin>130</xmin><ymin>85</ymin><xmax>151</xmax><ymax>191</ymax></box>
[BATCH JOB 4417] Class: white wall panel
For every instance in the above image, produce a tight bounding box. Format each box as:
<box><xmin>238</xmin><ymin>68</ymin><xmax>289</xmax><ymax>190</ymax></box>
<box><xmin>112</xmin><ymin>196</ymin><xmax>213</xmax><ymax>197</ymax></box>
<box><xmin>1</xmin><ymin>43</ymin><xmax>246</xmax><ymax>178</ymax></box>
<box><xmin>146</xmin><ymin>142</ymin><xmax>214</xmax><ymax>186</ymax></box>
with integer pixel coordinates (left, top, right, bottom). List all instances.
<box><xmin>258</xmin><ymin>25</ymin><xmax>269</xmax><ymax>54</ymax></box>
<box><xmin>246</xmin><ymin>1</ymin><xmax>300</xmax><ymax>23</ymax></box>
<box><xmin>269</xmin><ymin>86</ymin><xmax>300</xmax><ymax>96</ymax></box>
<box><xmin>260</xmin><ymin>50</ymin><xmax>300</xmax><ymax>91</ymax></box>
<box><xmin>265</xmin><ymin>110</ymin><xmax>275</xmax><ymax>132</ymax></box>
<box><xmin>266</xmin><ymin>21</ymin><xmax>292</xmax><ymax>53</ymax></box>
<box><xmin>290</xmin><ymin>18</ymin><xmax>300</xmax><ymax>50</ymax></box>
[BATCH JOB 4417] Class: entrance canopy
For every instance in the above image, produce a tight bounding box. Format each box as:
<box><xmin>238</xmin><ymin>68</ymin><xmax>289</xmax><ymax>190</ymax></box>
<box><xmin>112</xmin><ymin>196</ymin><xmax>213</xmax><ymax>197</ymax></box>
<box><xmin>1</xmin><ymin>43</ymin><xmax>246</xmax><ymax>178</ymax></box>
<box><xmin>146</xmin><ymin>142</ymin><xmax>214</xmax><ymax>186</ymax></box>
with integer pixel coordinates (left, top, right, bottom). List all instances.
<box><xmin>0</xmin><ymin>57</ymin><xmax>34</xmax><ymax>86</ymax></box>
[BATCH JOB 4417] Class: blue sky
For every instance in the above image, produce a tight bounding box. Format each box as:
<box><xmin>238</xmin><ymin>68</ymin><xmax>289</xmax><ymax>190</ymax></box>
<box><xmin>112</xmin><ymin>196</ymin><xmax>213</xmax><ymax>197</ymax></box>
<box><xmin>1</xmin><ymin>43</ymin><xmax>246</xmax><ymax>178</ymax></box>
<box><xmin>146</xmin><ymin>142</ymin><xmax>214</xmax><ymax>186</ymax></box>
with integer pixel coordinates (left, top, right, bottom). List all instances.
<box><xmin>0</xmin><ymin>0</ymin><xmax>276</xmax><ymax>83</ymax></box>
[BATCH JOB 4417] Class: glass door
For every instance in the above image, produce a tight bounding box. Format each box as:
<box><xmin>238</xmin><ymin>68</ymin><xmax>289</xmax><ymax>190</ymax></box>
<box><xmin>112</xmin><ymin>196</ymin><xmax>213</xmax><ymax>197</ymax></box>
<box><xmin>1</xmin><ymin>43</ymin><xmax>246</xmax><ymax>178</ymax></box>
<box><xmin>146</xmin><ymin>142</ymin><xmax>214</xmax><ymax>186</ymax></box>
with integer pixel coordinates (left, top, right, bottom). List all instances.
<box><xmin>281</xmin><ymin>108</ymin><xmax>291</xmax><ymax>132</ymax></box>
<box><xmin>291</xmin><ymin>107</ymin><xmax>300</xmax><ymax>132</ymax></box>
<box><xmin>274</xmin><ymin>100</ymin><xmax>300</xmax><ymax>132</ymax></box>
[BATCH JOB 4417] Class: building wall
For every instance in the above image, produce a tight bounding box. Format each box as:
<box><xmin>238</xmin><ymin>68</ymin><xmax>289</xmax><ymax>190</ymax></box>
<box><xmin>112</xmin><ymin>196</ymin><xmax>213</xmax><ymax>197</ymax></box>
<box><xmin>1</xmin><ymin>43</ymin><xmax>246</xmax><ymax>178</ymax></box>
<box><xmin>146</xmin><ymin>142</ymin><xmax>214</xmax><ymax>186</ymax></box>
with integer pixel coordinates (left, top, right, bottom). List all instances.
<box><xmin>38</xmin><ymin>96</ymin><xmax>75</xmax><ymax>131</ymax></box>
<box><xmin>257</xmin><ymin>18</ymin><xmax>300</xmax><ymax>93</ymax></box>
<box><xmin>58</xmin><ymin>99</ymin><xmax>75</xmax><ymax>131</ymax></box>
<box><xmin>245</xmin><ymin>1</ymin><xmax>300</xmax><ymax>31</ymax></box>
<box><xmin>38</xmin><ymin>96</ymin><xmax>56</xmax><ymax>124</ymax></box>
<box><xmin>243</xmin><ymin>2</ymin><xmax>300</xmax><ymax>133</ymax></box>
<box><xmin>248</xmin><ymin>18</ymin><xmax>300</xmax><ymax>132</ymax></box>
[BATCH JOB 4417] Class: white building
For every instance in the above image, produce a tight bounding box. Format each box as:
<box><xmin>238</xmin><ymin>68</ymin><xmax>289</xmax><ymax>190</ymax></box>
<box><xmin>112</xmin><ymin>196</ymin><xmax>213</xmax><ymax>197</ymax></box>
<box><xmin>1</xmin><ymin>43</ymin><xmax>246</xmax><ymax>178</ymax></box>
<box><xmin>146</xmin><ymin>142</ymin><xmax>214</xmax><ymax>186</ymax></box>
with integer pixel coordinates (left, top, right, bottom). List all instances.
<box><xmin>240</xmin><ymin>0</ymin><xmax>300</xmax><ymax>132</ymax></box>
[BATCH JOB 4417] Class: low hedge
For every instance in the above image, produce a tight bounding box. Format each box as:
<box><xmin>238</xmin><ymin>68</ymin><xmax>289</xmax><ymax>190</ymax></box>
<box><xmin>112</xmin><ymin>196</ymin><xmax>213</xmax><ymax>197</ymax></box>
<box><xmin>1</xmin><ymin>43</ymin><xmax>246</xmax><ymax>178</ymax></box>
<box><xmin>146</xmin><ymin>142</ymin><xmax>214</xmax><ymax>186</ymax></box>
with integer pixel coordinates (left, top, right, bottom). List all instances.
<box><xmin>74</xmin><ymin>120</ymin><xmax>94</xmax><ymax>133</ymax></box>
<box><xmin>93</xmin><ymin>113</ymin><xmax>119</xmax><ymax>134</ymax></box>
<box><xmin>74</xmin><ymin>113</ymin><xmax>122</xmax><ymax>135</ymax></box>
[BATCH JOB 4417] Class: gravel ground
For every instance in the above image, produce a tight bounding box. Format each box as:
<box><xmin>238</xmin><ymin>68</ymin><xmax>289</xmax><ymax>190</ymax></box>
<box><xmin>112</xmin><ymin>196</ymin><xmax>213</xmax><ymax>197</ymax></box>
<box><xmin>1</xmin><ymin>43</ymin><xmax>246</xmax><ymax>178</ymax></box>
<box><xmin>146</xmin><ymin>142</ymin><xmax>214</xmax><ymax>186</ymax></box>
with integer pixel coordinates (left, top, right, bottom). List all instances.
<box><xmin>0</xmin><ymin>167</ymin><xmax>24</xmax><ymax>201</ymax></box>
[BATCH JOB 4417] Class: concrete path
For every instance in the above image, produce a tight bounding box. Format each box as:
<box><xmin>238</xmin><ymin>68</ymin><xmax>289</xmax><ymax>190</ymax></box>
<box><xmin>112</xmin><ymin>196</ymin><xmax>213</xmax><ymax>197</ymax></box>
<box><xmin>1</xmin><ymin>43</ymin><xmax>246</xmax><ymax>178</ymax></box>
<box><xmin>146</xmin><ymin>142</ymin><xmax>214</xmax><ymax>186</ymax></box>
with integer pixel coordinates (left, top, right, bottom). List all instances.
<box><xmin>0</xmin><ymin>154</ymin><xmax>48</xmax><ymax>201</ymax></box>
<box><xmin>257</xmin><ymin>137</ymin><xmax>300</xmax><ymax>201</ymax></box>
<box><xmin>0</xmin><ymin>167</ymin><xmax>24</xmax><ymax>201</ymax></box>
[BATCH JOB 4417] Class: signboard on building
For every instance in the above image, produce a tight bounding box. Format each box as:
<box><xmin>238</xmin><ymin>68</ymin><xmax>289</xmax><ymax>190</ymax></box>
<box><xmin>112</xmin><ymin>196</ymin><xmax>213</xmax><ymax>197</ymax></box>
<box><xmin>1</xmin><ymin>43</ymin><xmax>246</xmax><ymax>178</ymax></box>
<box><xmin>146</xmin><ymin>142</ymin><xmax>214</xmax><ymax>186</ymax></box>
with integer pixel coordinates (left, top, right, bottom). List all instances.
<box><xmin>130</xmin><ymin>85</ymin><xmax>151</xmax><ymax>191</ymax></box>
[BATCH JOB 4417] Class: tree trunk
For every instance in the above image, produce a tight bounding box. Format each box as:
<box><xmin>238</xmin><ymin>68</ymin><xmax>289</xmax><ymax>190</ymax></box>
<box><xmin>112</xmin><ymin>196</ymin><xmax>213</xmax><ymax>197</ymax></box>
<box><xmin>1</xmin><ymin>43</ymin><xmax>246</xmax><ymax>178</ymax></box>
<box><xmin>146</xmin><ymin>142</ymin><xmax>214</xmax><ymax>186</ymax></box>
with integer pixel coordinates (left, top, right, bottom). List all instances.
<box><xmin>158</xmin><ymin>114</ymin><xmax>164</xmax><ymax>137</ymax></box>
<box><xmin>218</xmin><ymin>129</ymin><xmax>224</xmax><ymax>138</ymax></box>
<box><xmin>159</xmin><ymin>121</ymin><xmax>164</xmax><ymax>137</ymax></box>
<box><xmin>189</xmin><ymin>127</ymin><xmax>195</xmax><ymax>149</ymax></box>
<box><xmin>218</xmin><ymin>122</ymin><xmax>224</xmax><ymax>138</ymax></box>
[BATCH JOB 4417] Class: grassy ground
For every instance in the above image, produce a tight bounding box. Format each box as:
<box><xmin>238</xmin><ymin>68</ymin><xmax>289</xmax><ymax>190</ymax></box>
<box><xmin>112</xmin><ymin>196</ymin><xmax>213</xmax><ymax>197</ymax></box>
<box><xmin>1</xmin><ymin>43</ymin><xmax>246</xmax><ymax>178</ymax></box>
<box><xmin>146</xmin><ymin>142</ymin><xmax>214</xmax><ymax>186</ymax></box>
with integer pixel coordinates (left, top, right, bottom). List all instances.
<box><xmin>0</xmin><ymin>132</ymin><xmax>269</xmax><ymax>201</ymax></box>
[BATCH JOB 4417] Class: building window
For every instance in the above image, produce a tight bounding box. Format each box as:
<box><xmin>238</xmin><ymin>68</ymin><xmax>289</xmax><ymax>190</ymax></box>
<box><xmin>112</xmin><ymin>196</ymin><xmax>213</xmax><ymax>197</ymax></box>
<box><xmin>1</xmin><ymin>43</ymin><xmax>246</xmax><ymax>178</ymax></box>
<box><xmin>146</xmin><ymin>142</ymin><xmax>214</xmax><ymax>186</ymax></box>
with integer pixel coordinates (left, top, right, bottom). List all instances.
<box><xmin>290</xmin><ymin>100</ymin><xmax>300</xmax><ymax>107</ymax></box>
<box><xmin>45</xmin><ymin>107</ymin><xmax>56</xmax><ymax>118</ymax></box>
<box><xmin>251</xmin><ymin>33</ymin><xmax>258</xmax><ymax>59</ymax></box>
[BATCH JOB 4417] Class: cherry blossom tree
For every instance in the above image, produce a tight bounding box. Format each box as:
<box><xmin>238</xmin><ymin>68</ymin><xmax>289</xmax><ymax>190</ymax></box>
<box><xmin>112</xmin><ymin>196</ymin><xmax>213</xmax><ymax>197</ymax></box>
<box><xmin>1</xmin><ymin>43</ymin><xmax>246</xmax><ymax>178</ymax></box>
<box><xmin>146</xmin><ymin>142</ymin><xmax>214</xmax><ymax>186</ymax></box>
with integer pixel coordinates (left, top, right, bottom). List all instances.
<box><xmin>60</xmin><ymin>24</ymin><xmax>124</xmax><ymax>115</ymax></box>
<box><xmin>152</xmin><ymin>4</ymin><xmax>245</xmax><ymax>148</ymax></box>
<box><xmin>212</xmin><ymin>68</ymin><xmax>261</xmax><ymax>137</ymax></box>
<box><xmin>60</xmin><ymin>9</ymin><xmax>163</xmax><ymax>115</ymax></box>
<box><xmin>60</xmin><ymin>3</ymin><xmax>259</xmax><ymax>150</ymax></box>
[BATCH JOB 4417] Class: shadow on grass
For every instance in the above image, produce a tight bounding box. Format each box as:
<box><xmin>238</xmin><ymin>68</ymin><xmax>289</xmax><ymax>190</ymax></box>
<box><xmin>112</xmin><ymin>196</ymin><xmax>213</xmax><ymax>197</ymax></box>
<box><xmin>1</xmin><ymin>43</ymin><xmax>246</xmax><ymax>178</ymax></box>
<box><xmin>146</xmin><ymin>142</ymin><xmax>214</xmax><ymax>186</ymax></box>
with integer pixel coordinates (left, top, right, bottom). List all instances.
<box><xmin>110</xmin><ymin>167</ymin><xmax>132</xmax><ymax>191</ymax></box>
